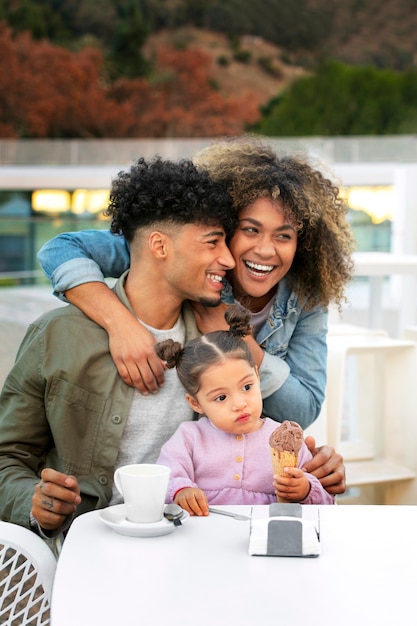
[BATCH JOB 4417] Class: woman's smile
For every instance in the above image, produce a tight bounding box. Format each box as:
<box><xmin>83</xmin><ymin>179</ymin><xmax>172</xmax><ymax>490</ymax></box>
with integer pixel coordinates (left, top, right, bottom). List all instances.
<box><xmin>244</xmin><ymin>260</ymin><xmax>277</xmax><ymax>277</ymax></box>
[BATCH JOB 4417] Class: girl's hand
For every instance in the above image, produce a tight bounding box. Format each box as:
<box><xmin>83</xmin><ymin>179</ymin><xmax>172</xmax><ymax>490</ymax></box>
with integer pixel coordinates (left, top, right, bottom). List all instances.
<box><xmin>273</xmin><ymin>467</ymin><xmax>311</xmax><ymax>502</ymax></box>
<box><xmin>174</xmin><ymin>487</ymin><xmax>209</xmax><ymax>516</ymax></box>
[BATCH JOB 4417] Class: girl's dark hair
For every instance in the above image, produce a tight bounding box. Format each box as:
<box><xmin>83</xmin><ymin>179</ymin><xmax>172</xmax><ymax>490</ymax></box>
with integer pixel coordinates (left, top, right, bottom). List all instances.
<box><xmin>155</xmin><ymin>304</ymin><xmax>255</xmax><ymax>396</ymax></box>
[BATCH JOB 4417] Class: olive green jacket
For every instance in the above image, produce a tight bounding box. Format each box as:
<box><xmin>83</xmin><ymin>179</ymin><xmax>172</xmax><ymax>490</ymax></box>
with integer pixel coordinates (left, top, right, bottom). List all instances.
<box><xmin>0</xmin><ymin>272</ymin><xmax>199</xmax><ymax>529</ymax></box>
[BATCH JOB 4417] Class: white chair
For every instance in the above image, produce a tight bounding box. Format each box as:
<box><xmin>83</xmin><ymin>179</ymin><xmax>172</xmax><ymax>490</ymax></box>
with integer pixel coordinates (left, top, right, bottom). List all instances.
<box><xmin>0</xmin><ymin>521</ymin><xmax>57</xmax><ymax>626</ymax></box>
<box><xmin>324</xmin><ymin>333</ymin><xmax>417</xmax><ymax>504</ymax></box>
<box><xmin>304</xmin><ymin>323</ymin><xmax>389</xmax><ymax>447</ymax></box>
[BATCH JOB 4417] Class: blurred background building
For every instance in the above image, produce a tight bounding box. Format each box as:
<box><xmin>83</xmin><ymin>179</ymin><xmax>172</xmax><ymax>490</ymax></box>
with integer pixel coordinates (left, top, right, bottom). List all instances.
<box><xmin>1</xmin><ymin>135</ymin><xmax>417</xmax><ymax>337</ymax></box>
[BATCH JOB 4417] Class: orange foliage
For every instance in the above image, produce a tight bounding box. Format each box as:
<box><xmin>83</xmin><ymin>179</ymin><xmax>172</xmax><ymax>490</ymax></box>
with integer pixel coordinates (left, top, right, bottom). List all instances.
<box><xmin>0</xmin><ymin>22</ymin><xmax>261</xmax><ymax>138</ymax></box>
<box><xmin>0</xmin><ymin>22</ymin><xmax>137</xmax><ymax>138</ymax></box>
<box><xmin>141</xmin><ymin>46</ymin><xmax>262</xmax><ymax>137</ymax></box>
<box><xmin>108</xmin><ymin>46</ymin><xmax>262</xmax><ymax>137</ymax></box>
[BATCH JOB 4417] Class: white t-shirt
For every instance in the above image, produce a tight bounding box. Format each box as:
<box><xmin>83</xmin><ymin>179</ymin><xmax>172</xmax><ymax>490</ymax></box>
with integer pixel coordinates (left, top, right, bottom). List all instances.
<box><xmin>110</xmin><ymin>314</ymin><xmax>192</xmax><ymax>504</ymax></box>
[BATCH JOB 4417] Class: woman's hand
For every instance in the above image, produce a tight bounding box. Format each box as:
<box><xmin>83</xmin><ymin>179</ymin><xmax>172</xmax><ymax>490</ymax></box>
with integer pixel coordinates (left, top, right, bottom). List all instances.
<box><xmin>107</xmin><ymin>310</ymin><xmax>166</xmax><ymax>394</ymax></box>
<box><xmin>65</xmin><ymin>282</ymin><xmax>166</xmax><ymax>395</ymax></box>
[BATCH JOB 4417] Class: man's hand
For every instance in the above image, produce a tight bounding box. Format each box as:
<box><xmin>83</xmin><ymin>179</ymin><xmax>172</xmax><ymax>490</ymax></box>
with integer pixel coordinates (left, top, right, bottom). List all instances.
<box><xmin>302</xmin><ymin>436</ymin><xmax>346</xmax><ymax>495</ymax></box>
<box><xmin>32</xmin><ymin>468</ymin><xmax>81</xmax><ymax>531</ymax></box>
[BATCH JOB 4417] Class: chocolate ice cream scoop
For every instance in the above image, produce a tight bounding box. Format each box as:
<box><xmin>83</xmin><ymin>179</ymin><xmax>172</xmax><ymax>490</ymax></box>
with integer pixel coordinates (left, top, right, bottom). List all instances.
<box><xmin>269</xmin><ymin>420</ymin><xmax>304</xmax><ymax>455</ymax></box>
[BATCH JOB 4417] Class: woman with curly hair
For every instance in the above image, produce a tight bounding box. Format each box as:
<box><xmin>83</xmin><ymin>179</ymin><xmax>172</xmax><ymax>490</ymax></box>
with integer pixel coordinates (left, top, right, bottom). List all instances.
<box><xmin>191</xmin><ymin>137</ymin><xmax>354</xmax><ymax>427</ymax></box>
<box><xmin>37</xmin><ymin>136</ymin><xmax>354</xmax><ymax>494</ymax></box>
<box><xmin>194</xmin><ymin>137</ymin><xmax>353</xmax><ymax>311</ymax></box>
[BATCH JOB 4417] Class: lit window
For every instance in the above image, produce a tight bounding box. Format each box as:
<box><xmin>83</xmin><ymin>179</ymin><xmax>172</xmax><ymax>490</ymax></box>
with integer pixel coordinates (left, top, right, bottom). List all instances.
<box><xmin>343</xmin><ymin>186</ymin><xmax>394</xmax><ymax>224</ymax></box>
<box><xmin>72</xmin><ymin>189</ymin><xmax>109</xmax><ymax>215</ymax></box>
<box><xmin>32</xmin><ymin>190</ymin><xmax>71</xmax><ymax>213</ymax></box>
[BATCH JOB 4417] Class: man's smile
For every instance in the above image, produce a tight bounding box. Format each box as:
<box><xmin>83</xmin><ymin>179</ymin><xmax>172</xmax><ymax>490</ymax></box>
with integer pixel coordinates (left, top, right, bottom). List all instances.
<box><xmin>207</xmin><ymin>273</ymin><xmax>224</xmax><ymax>283</ymax></box>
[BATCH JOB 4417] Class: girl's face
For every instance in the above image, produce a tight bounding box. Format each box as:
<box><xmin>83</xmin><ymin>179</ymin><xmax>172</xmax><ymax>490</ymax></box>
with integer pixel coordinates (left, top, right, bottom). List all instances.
<box><xmin>186</xmin><ymin>358</ymin><xmax>264</xmax><ymax>435</ymax></box>
<box><xmin>228</xmin><ymin>197</ymin><xmax>298</xmax><ymax>312</ymax></box>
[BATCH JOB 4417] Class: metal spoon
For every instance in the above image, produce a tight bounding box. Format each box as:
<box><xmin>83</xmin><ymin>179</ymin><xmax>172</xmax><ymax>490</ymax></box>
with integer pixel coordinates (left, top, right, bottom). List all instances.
<box><xmin>208</xmin><ymin>507</ymin><xmax>250</xmax><ymax>521</ymax></box>
<box><xmin>164</xmin><ymin>503</ymin><xmax>184</xmax><ymax>526</ymax></box>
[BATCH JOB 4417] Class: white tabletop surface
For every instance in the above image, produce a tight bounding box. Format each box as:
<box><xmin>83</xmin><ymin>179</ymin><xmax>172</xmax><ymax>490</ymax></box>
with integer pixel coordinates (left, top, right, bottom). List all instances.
<box><xmin>51</xmin><ymin>504</ymin><xmax>417</xmax><ymax>626</ymax></box>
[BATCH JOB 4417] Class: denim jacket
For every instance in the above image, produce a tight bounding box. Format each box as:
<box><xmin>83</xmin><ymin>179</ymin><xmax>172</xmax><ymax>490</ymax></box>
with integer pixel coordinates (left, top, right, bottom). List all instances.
<box><xmin>37</xmin><ymin>230</ymin><xmax>328</xmax><ymax>428</ymax></box>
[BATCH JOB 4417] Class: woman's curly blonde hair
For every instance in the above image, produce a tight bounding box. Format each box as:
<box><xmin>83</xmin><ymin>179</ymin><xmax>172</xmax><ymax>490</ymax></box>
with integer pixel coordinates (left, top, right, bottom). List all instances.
<box><xmin>194</xmin><ymin>136</ymin><xmax>355</xmax><ymax>310</ymax></box>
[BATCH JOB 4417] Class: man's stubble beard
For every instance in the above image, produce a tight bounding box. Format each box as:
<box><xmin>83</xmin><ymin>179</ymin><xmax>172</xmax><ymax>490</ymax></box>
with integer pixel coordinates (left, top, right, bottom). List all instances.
<box><xmin>198</xmin><ymin>296</ymin><xmax>222</xmax><ymax>307</ymax></box>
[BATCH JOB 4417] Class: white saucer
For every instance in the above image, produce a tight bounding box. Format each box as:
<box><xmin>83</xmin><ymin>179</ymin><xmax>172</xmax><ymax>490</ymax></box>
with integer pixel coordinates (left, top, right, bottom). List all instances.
<box><xmin>99</xmin><ymin>504</ymin><xmax>189</xmax><ymax>537</ymax></box>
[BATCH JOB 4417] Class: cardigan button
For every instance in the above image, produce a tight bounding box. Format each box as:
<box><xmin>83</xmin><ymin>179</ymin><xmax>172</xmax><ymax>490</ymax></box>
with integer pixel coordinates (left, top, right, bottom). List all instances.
<box><xmin>235</xmin><ymin>456</ymin><xmax>243</xmax><ymax>463</ymax></box>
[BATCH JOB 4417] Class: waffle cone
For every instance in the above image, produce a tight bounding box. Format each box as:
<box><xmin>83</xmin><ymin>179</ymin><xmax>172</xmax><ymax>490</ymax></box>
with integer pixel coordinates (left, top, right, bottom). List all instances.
<box><xmin>270</xmin><ymin>448</ymin><xmax>298</xmax><ymax>477</ymax></box>
<box><xmin>270</xmin><ymin>447</ymin><xmax>298</xmax><ymax>503</ymax></box>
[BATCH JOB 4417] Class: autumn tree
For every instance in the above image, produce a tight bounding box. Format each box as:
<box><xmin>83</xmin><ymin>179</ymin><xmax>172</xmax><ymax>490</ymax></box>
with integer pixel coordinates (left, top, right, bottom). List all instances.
<box><xmin>0</xmin><ymin>22</ymin><xmax>261</xmax><ymax>138</ymax></box>
<box><xmin>108</xmin><ymin>46</ymin><xmax>262</xmax><ymax>136</ymax></box>
<box><xmin>0</xmin><ymin>22</ymin><xmax>136</xmax><ymax>137</ymax></box>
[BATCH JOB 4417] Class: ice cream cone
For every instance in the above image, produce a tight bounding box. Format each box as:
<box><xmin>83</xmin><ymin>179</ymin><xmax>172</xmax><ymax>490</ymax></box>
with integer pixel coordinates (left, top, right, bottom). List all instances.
<box><xmin>269</xmin><ymin>421</ymin><xmax>303</xmax><ymax>503</ymax></box>
<box><xmin>270</xmin><ymin>447</ymin><xmax>298</xmax><ymax>478</ymax></box>
<box><xmin>270</xmin><ymin>448</ymin><xmax>298</xmax><ymax>502</ymax></box>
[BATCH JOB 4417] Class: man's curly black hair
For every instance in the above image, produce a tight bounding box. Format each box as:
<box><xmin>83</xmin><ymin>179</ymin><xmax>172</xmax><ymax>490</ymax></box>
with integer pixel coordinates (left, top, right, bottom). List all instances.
<box><xmin>104</xmin><ymin>156</ymin><xmax>237</xmax><ymax>242</ymax></box>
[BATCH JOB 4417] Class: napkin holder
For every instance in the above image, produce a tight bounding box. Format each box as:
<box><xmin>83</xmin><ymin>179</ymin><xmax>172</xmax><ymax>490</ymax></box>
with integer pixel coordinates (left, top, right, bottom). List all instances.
<box><xmin>249</xmin><ymin>503</ymin><xmax>320</xmax><ymax>558</ymax></box>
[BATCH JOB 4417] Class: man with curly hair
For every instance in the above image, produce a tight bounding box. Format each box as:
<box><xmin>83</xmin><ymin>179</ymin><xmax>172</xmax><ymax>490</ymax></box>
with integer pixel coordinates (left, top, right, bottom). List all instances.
<box><xmin>0</xmin><ymin>156</ymin><xmax>236</xmax><ymax>541</ymax></box>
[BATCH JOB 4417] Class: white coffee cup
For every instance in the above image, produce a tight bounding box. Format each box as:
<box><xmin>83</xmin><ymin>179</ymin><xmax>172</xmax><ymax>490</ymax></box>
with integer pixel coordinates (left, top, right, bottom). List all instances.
<box><xmin>114</xmin><ymin>463</ymin><xmax>171</xmax><ymax>524</ymax></box>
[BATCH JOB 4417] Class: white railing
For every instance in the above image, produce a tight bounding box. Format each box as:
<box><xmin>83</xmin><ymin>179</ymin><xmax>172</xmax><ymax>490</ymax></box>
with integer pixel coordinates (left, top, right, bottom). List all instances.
<box><xmin>2</xmin><ymin>135</ymin><xmax>417</xmax><ymax>165</ymax></box>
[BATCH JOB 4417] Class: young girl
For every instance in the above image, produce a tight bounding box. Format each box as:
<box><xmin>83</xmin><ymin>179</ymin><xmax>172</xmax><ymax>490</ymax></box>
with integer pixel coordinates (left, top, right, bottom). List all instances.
<box><xmin>155</xmin><ymin>304</ymin><xmax>334</xmax><ymax>516</ymax></box>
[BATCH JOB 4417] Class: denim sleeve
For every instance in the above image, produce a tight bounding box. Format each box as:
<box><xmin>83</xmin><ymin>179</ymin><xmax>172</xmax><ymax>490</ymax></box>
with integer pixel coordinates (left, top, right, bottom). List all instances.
<box><xmin>37</xmin><ymin>229</ymin><xmax>131</xmax><ymax>300</ymax></box>
<box><xmin>260</xmin><ymin>307</ymin><xmax>328</xmax><ymax>430</ymax></box>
